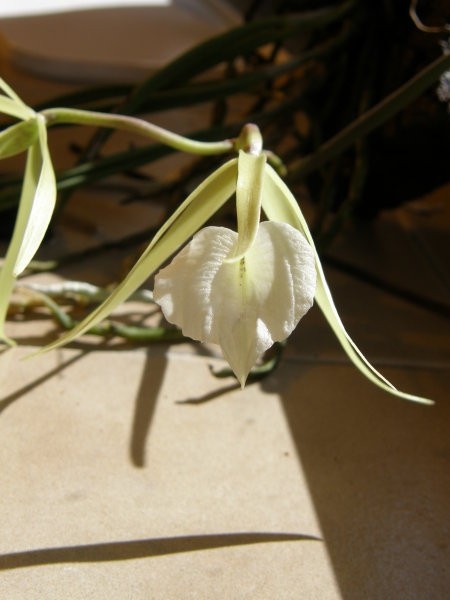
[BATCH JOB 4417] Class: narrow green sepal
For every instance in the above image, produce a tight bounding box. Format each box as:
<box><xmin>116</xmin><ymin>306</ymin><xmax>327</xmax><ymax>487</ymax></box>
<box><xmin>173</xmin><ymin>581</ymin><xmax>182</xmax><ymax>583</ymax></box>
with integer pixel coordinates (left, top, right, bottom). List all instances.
<box><xmin>13</xmin><ymin>115</ymin><xmax>57</xmax><ymax>277</ymax></box>
<box><xmin>0</xmin><ymin>77</ymin><xmax>35</xmax><ymax>120</ymax></box>
<box><xmin>262</xmin><ymin>165</ymin><xmax>433</xmax><ymax>405</ymax></box>
<box><xmin>0</xmin><ymin>119</ymin><xmax>38</xmax><ymax>159</ymax></box>
<box><xmin>35</xmin><ymin>158</ymin><xmax>239</xmax><ymax>354</ymax></box>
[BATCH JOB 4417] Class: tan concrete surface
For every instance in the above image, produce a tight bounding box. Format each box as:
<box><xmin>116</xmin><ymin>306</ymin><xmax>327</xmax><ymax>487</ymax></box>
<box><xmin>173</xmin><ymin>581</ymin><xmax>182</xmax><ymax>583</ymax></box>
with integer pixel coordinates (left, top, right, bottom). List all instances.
<box><xmin>0</xmin><ymin>345</ymin><xmax>337</xmax><ymax>600</ymax></box>
<box><xmin>1</xmin><ymin>244</ymin><xmax>449</xmax><ymax>599</ymax></box>
<box><xmin>0</xmin><ymin>324</ymin><xmax>448</xmax><ymax>599</ymax></box>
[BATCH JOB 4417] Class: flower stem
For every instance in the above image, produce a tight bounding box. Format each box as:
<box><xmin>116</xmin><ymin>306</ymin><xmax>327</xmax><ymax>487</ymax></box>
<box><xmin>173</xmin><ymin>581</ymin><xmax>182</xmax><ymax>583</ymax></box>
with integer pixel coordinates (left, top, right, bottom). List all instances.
<box><xmin>26</xmin><ymin>289</ymin><xmax>183</xmax><ymax>343</ymax></box>
<box><xmin>41</xmin><ymin>108</ymin><xmax>234</xmax><ymax>156</ymax></box>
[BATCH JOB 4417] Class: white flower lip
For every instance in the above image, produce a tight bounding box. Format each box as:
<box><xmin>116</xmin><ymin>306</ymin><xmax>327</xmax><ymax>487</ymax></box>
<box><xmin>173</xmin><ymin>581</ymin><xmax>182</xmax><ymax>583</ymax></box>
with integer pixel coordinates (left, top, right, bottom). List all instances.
<box><xmin>153</xmin><ymin>221</ymin><xmax>316</xmax><ymax>387</ymax></box>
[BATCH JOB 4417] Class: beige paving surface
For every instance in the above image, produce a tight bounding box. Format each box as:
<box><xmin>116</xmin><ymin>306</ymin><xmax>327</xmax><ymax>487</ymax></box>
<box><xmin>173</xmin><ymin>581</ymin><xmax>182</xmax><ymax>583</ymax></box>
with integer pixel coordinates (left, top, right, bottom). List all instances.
<box><xmin>0</xmin><ymin>345</ymin><xmax>336</xmax><ymax>600</ymax></box>
<box><xmin>1</xmin><ymin>249</ymin><xmax>449</xmax><ymax>599</ymax></box>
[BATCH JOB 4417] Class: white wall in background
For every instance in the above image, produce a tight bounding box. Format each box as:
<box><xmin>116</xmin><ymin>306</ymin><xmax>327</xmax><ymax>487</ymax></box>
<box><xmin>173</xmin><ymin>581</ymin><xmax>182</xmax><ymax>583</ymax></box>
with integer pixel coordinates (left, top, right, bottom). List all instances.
<box><xmin>0</xmin><ymin>0</ymin><xmax>170</xmax><ymax>19</ymax></box>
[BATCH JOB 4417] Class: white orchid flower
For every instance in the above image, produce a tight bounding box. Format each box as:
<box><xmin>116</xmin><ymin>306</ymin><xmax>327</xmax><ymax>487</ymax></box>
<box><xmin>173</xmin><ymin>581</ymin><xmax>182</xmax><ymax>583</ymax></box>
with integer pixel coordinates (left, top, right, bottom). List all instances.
<box><xmin>37</xmin><ymin>124</ymin><xmax>432</xmax><ymax>404</ymax></box>
<box><xmin>153</xmin><ymin>151</ymin><xmax>316</xmax><ymax>386</ymax></box>
<box><xmin>0</xmin><ymin>78</ymin><xmax>57</xmax><ymax>344</ymax></box>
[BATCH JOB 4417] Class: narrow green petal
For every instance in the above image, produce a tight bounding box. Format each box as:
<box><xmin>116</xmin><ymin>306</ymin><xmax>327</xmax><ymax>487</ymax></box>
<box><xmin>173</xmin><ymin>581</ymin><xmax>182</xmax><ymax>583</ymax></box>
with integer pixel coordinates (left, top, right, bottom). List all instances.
<box><xmin>37</xmin><ymin>158</ymin><xmax>238</xmax><ymax>353</ymax></box>
<box><xmin>0</xmin><ymin>145</ymin><xmax>41</xmax><ymax>344</ymax></box>
<box><xmin>13</xmin><ymin>116</ymin><xmax>57</xmax><ymax>276</ymax></box>
<box><xmin>0</xmin><ymin>120</ymin><xmax>39</xmax><ymax>159</ymax></box>
<box><xmin>0</xmin><ymin>96</ymin><xmax>34</xmax><ymax>121</ymax></box>
<box><xmin>0</xmin><ymin>78</ymin><xmax>34</xmax><ymax>119</ymax></box>
<box><xmin>229</xmin><ymin>150</ymin><xmax>266</xmax><ymax>261</ymax></box>
<box><xmin>262</xmin><ymin>165</ymin><xmax>433</xmax><ymax>405</ymax></box>
<box><xmin>0</xmin><ymin>117</ymin><xmax>56</xmax><ymax>344</ymax></box>
<box><xmin>0</xmin><ymin>77</ymin><xmax>26</xmax><ymax>104</ymax></box>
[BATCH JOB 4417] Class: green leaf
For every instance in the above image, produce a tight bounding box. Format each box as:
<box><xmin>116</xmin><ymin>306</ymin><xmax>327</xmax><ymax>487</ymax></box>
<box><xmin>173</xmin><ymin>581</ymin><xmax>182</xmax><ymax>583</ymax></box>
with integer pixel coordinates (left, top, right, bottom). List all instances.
<box><xmin>0</xmin><ymin>119</ymin><xmax>38</xmax><ymax>159</ymax></box>
<box><xmin>262</xmin><ymin>165</ymin><xmax>433</xmax><ymax>405</ymax></box>
<box><xmin>38</xmin><ymin>158</ymin><xmax>239</xmax><ymax>353</ymax></box>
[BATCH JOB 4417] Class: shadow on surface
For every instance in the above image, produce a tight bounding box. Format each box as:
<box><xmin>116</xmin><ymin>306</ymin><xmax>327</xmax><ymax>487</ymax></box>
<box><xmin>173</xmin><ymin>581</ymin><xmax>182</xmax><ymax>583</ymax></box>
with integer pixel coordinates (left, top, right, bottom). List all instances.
<box><xmin>129</xmin><ymin>343</ymin><xmax>232</xmax><ymax>462</ymax></box>
<box><xmin>273</xmin><ymin>360</ymin><xmax>450</xmax><ymax>600</ymax></box>
<box><xmin>129</xmin><ymin>352</ymin><xmax>167</xmax><ymax>467</ymax></box>
<box><xmin>0</xmin><ymin>532</ymin><xmax>320</xmax><ymax>570</ymax></box>
<box><xmin>176</xmin><ymin>381</ymin><xmax>241</xmax><ymax>405</ymax></box>
<box><xmin>0</xmin><ymin>350</ymin><xmax>87</xmax><ymax>416</ymax></box>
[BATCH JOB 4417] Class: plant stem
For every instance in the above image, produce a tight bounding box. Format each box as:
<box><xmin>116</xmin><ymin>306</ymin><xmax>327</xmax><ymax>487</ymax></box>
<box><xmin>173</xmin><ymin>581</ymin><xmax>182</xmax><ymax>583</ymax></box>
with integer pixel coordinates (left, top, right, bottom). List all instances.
<box><xmin>41</xmin><ymin>108</ymin><xmax>235</xmax><ymax>156</ymax></box>
<box><xmin>26</xmin><ymin>290</ymin><xmax>183</xmax><ymax>343</ymax></box>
